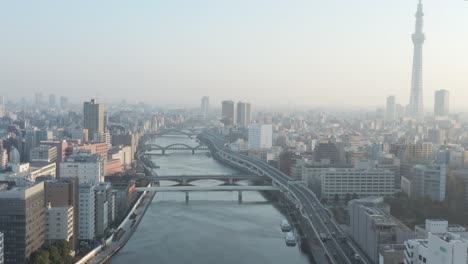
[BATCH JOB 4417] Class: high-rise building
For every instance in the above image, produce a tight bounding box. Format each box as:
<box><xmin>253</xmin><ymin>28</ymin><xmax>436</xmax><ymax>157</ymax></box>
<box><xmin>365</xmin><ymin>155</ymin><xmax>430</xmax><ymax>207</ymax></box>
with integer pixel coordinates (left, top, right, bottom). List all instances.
<box><xmin>221</xmin><ymin>100</ymin><xmax>235</xmax><ymax>126</ymax></box>
<box><xmin>402</xmin><ymin>163</ymin><xmax>446</xmax><ymax>202</ymax></box>
<box><xmin>434</xmin><ymin>89</ymin><xmax>449</xmax><ymax>117</ymax></box>
<box><xmin>77</xmin><ymin>183</ymin><xmax>96</xmax><ymax>241</ymax></box>
<box><xmin>83</xmin><ymin>99</ymin><xmax>104</xmax><ymax>141</ymax></box>
<box><xmin>0</xmin><ymin>231</ymin><xmax>3</xmax><ymax>264</ymax></box>
<box><xmin>248</xmin><ymin>123</ymin><xmax>272</xmax><ymax>149</ymax></box>
<box><xmin>94</xmin><ymin>183</ymin><xmax>115</xmax><ymax>238</ymax></box>
<box><xmin>0</xmin><ymin>182</ymin><xmax>45</xmax><ymax>264</ymax></box>
<box><xmin>0</xmin><ymin>149</ymin><xmax>7</xmax><ymax>170</ymax></box>
<box><xmin>60</xmin><ymin>96</ymin><xmax>68</xmax><ymax>109</ymax></box>
<box><xmin>201</xmin><ymin>96</ymin><xmax>209</xmax><ymax>118</ymax></box>
<box><xmin>236</xmin><ymin>101</ymin><xmax>252</xmax><ymax>127</ymax></box>
<box><xmin>35</xmin><ymin>93</ymin><xmax>43</xmax><ymax>105</ymax></box>
<box><xmin>409</xmin><ymin>0</ymin><xmax>425</xmax><ymax>120</ymax></box>
<box><xmin>48</xmin><ymin>94</ymin><xmax>56</xmax><ymax>108</ymax></box>
<box><xmin>0</xmin><ymin>95</ymin><xmax>5</xmax><ymax>117</ymax></box>
<box><xmin>386</xmin><ymin>96</ymin><xmax>396</xmax><ymax>121</ymax></box>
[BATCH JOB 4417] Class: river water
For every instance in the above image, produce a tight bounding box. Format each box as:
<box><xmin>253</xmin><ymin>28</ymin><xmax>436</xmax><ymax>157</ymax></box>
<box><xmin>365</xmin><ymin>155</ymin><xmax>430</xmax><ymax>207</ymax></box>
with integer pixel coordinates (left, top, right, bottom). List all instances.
<box><xmin>111</xmin><ymin>136</ymin><xmax>311</xmax><ymax>264</ymax></box>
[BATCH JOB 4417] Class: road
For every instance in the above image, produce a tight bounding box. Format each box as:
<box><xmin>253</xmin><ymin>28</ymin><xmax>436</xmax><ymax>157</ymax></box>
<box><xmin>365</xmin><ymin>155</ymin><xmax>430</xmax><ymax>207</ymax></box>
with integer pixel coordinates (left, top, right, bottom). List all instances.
<box><xmin>200</xmin><ymin>132</ymin><xmax>369</xmax><ymax>264</ymax></box>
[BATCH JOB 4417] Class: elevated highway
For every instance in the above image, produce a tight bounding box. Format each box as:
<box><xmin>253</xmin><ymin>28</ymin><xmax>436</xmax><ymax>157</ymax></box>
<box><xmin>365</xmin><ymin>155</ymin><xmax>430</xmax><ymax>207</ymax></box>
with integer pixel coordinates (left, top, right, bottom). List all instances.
<box><xmin>199</xmin><ymin>132</ymin><xmax>369</xmax><ymax>264</ymax></box>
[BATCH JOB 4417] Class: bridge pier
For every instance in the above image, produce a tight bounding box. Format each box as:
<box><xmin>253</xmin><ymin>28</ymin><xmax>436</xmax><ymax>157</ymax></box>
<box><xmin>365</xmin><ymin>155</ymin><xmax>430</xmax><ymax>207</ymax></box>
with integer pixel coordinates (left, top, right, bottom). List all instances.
<box><xmin>192</xmin><ymin>149</ymin><xmax>195</xmax><ymax>154</ymax></box>
<box><xmin>238</xmin><ymin>191</ymin><xmax>242</xmax><ymax>203</ymax></box>
<box><xmin>182</xmin><ymin>178</ymin><xmax>187</xmax><ymax>185</ymax></box>
<box><xmin>228</xmin><ymin>177</ymin><xmax>233</xmax><ymax>185</ymax></box>
<box><xmin>185</xmin><ymin>192</ymin><xmax>189</xmax><ymax>203</ymax></box>
<box><xmin>162</xmin><ymin>149</ymin><xmax>165</xmax><ymax>155</ymax></box>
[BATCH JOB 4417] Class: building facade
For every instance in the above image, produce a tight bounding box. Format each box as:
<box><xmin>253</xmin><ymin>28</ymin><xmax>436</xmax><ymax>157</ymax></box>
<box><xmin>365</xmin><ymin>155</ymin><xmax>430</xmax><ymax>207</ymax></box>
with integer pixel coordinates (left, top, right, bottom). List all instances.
<box><xmin>0</xmin><ymin>182</ymin><xmax>45</xmax><ymax>264</ymax></box>
<box><xmin>248</xmin><ymin>123</ymin><xmax>272</xmax><ymax>150</ymax></box>
<box><xmin>83</xmin><ymin>99</ymin><xmax>104</xmax><ymax>141</ymax></box>
<box><xmin>321</xmin><ymin>168</ymin><xmax>395</xmax><ymax>200</ymax></box>
<box><xmin>434</xmin><ymin>89</ymin><xmax>449</xmax><ymax>117</ymax></box>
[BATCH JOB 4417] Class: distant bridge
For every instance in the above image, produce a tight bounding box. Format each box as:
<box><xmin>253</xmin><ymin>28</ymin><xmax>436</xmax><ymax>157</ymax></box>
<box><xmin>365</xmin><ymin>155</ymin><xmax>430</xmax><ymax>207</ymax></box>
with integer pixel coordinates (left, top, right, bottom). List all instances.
<box><xmin>135</xmin><ymin>185</ymin><xmax>279</xmax><ymax>202</ymax></box>
<box><xmin>148</xmin><ymin>128</ymin><xmax>200</xmax><ymax>137</ymax></box>
<box><xmin>136</xmin><ymin>174</ymin><xmax>271</xmax><ymax>185</ymax></box>
<box><xmin>141</xmin><ymin>143</ymin><xmax>208</xmax><ymax>155</ymax></box>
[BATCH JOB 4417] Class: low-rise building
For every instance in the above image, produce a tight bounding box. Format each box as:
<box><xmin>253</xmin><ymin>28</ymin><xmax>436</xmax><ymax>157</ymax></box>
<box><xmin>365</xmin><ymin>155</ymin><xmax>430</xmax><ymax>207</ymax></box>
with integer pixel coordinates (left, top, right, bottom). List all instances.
<box><xmin>321</xmin><ymin>168</ymin><xmax>395</xmax><ymax>200</ymax></box>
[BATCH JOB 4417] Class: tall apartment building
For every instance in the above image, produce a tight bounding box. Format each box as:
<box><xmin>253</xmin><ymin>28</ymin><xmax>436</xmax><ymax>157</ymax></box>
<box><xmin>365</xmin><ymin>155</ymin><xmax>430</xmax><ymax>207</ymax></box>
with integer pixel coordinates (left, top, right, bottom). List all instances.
<box><xmin>83</xmin><ymin>99</ymin><xmax>104</xmax><ymax>141</ymax></box>
<box><xmin>201</xmin><ymin>96</ymin><xmax>209</xmax><ymax>118</ymax></box>
<box><xmin>434</xmin><ymin>89</ymin><xmax>450</xmax><ymax>117</ymax></box>
<box><xmin>320</xmin><ymin>168</ymin><xmax>395</xmax><ymax>200</ymax></box>
<box><xmin>77</xmin><ymin>184</ymin><xmax>96</xmax><ymax>241</ymax></box>
<box><xmin>95</xmin><ymin>183</ymin><xmax>115</xmax><ymax>238</ymax></box>
<box><xmin>0</xmin><ymin>182</ymin><xmax>45</xmax><ymax>264</ymax></box>
<box><xmin>30</xmin><ymin>145</ymin><xmax>57</xmax><ymax>162</ymax></box>
<box><xmin>0</xmin><ymin>232</ymin><xmax>4</xmax><ymax>264</ymax></box>
<box><xmin>248</xmin><ymin>123</ymin><xmax>272</xmax><ymax>149</ymax></box>
<box><xmin>221</xmin><ymin>100</ymin><xmax>235</xmax><ymax>126</ymax></box>
<box><xmin>0</xmin><ymin>149</ymin><xmax>7</xmax><ymax>170</ymax></box>
<box><xmin>60</xmin><ymin>153</ymin><xmax>105</xmax><ymax>185</ymax></box>
<box><xmin>386</xmin><ymin>95</ymin><xmax>396</xmax><ymax>121</ymax></box>
<box><xmin>236</xmin><ymin>101</ymin><xmax>252</xmax><ymax>127</ymax></box>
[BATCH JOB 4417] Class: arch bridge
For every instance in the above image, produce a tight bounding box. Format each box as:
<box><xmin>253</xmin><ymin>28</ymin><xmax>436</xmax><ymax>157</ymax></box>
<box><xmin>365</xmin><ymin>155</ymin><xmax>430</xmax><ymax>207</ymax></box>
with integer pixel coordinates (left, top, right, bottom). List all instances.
<box><xmin>142</xmin><ymin>143</ymin><xmax>208</xmax><ymax>155</ymax></box>
<box><xmin>148</xmin><ymin>128</ymin><xmax>200</xmax><ymax>137</ymax></box>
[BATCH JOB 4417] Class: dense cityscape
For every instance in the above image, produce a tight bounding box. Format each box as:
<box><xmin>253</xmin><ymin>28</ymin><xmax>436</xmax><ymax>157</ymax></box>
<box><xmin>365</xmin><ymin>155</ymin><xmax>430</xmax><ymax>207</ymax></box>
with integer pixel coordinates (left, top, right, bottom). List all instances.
<box><xmin>1</xmin><ymin>1</ymin><xmax>467</xmax><ymax>264</ymax></box>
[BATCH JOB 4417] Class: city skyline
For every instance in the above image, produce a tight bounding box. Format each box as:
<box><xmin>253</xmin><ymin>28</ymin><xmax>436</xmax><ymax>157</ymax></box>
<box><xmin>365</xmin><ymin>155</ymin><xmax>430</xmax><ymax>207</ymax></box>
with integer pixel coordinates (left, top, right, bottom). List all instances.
<box><xmin>1</xmin><ymin>0</ymin><xmax>467</xmax><ymax>110</ymax></box>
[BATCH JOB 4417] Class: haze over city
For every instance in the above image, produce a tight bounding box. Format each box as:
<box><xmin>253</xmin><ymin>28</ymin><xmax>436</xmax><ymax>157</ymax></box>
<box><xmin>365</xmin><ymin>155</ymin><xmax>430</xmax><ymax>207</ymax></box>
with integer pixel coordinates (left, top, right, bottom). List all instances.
<box><xmin>1</xmin><ymin>0</ymin><xmax>467</xmax><ymax>109</ymax></box>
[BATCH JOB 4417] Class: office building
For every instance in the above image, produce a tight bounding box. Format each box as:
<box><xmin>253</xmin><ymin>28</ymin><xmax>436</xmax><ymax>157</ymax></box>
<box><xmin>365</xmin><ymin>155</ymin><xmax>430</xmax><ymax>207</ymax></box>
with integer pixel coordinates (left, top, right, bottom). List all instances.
<box><xmin>386</xmin><ymin>96</ymin><xmax>396</xmax><ymax>121</ymax></box>
<box><xmin>221</xmin><ymin>100</ymin><xmax>235</xmax><ymax>126</ymax></box>
<box><xmin>434</xmin><ymin>89</ymin><xmax>449</xmax><ymax>117</ymax></box>
<box><xmin>60</xmin><ymin>153</ymin><xmax>105</xmax><ymax>185</ymax></box>
<box><xmin>201</xmin><ymin>96</ymin><xmax>209</xmax><ymax>118</ymax></box>
<box><xmin>248</xmin><ymin>123</ymin><xmax>272</xmax><ymax>149</ymax></box>
<box><xmin>35</xmin><ymin>93</ymin><xmax>43</xmax><ymax>105</ymax></box>
<box><xmin>45</xmin><ymin>204</ymin><xmax>74</xmax><ymax>244</ymax></box>
<box><xmin>320</xmin><ymin>168</ymin><xmax>395</xmax><ymax>200</ymax></box>
<box><xmin>314</xmin><ymin>142</ymin><xmax>342</xmax><ymax>164</ymax></box>
<box><xmin>349</xmin><ymin>197</ymin><xmax>414</xmax><ymax>263</ymax></box>
<box><xmin>408</xmin><ymin>0</ymin><xmax>425</xmax><ymax>120</ymax></box>
<box><xmin>30</xmin><ymin>145</ymin><xmax>57</xmax><ymax>162</ymax></box>
<box><xmin>83</xmin><ymin>99</ymin><xmax>104</xmax><ymax>141</ymax></box>
<box><xmin>111</xmin><ymin>132</ymin><xmax>137</xmax><ymax>156</ymax></box>
<box><xmin>77</xmin><ymin>184</ymin><xmax>96</xmax><ymax>241</ymax></box>
<box><xmin>44</xmin><ymin>178</ymin><xmax>78</xmax><ymax>250</ymax></box>
<box><xmin>402</xmin><ymin>163</ymin><xmax>446</xmax><ymax>202</ymax></box>
<box><xmin>0</xmin><ymin>182</ymin><xmax>45</xmax><ymax>264</ymax></box>
<box><xmin>390</xmin><ymin>142</ymin><xmax>433</xmax><ymax>163</ymax></box>
<box><xmin>40</xmin><ymin>141</ymin><xmax>68</xmax><ymax>163</ymax></box>
<box><xmin>236</xmin><ymin>101</ymin><xmax>252</xmax><ymax>127</ymax></box>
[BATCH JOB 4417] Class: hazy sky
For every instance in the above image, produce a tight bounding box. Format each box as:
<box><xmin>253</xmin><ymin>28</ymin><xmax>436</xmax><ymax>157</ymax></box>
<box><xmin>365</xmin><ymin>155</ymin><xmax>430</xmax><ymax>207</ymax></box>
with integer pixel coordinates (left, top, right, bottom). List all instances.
<box><xmin>1</xmin><ymin>0</ymin><xmax>467</xmax><ymax>110</ymax></box>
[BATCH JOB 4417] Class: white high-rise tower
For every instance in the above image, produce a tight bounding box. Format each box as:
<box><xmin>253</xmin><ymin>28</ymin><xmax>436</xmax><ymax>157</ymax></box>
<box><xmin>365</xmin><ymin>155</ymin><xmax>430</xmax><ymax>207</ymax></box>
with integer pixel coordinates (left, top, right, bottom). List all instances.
<box><xmin>409</xmin><ymin>0</ymin><xmax>425</xmax><ymax>120</ymax></box>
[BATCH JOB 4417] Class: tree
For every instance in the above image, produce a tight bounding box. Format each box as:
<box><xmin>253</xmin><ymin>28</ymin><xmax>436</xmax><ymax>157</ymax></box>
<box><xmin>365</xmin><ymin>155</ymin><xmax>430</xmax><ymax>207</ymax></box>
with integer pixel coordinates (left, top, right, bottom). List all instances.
<box><xmin>333</xmin><ymin>194</ymin><xmax>340</xmax><ymax>204</ymax></box>
<box><xmin>344</xmin><ymin>193</ymin><xmax>351</xmax><ymax>204</ymax></box>
<box><xmin>49</xmin><ymin>246</ymin><xmax>61</xmax><ymax>264</ymax></box>
<box><xmin>33</xmin><ymin>251</ymin><xmax>50</xmax><ymax>264</ymax></box>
